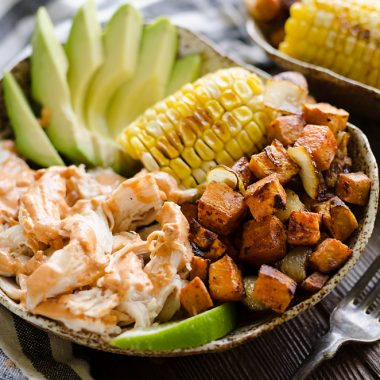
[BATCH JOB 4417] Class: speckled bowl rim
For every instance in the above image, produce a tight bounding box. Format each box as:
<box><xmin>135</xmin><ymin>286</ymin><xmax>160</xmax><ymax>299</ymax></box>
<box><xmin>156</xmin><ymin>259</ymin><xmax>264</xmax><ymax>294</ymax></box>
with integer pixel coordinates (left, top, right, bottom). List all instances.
<box><xmin>0</xmin><ymin>26</ymin><xmax>378</xmax><ymax>357</ymax></box>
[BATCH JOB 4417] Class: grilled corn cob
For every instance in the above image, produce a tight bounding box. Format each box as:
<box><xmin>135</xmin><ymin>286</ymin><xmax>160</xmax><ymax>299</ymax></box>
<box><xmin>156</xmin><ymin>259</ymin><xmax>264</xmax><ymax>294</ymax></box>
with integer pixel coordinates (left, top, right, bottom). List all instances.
<box><xmin>117</xmin><ymin>67</ymin><xmax>271</xmax><ymax>188</ymax></box>
<box><xmin>279</xmin><ymin>0</ymin><xmax>380</xmax><ymax>88</ymax></box>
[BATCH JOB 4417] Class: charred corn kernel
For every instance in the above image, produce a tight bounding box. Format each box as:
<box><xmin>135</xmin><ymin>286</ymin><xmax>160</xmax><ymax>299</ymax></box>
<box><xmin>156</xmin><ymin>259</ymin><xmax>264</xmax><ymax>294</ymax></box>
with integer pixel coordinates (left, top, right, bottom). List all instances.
<box><xmin>170</xmin><ymin>158</ymin><xmax>192</xmax><ymax>180</ymax></box>
<box><xmin>192</xmin><ymin>168</ymin><xmax>207</xmax><ymax>184</ymax></box>
<box><xmin>181</xmin><ymin>176</ymin><xmax>197</xmax><ymax>189</ymax></box>
<box><xmin>215</xmin><ymin>150</ymin><xmax>235</xmax><ymax>167</ymax></box>
<box><xmin>181</xmin><ymin>147</ymin><xmax>202</xmax><ymax>169</ymax></box>
<box><xmin>280</xmin><ymin>0</ymin><xmax>380</xmax><ymax>89</ymax></box>
<box><xmin>141</xmin><ymin>152</ymin><xmax>160</xmax><ymax>172</ymax></box>
<box><xmin>119</xmin><ymin>67</ymin><xmax>270</xmax><ymax>187</ymax></box>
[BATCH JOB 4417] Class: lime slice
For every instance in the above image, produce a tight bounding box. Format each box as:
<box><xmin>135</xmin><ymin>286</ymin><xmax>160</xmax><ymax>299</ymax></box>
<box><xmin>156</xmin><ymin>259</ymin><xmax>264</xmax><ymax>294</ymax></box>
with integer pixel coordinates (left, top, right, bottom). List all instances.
<box><xmin>110</xmin><ymin>303</ymin><xmax>236</xmax><ymax>351</ymax></box>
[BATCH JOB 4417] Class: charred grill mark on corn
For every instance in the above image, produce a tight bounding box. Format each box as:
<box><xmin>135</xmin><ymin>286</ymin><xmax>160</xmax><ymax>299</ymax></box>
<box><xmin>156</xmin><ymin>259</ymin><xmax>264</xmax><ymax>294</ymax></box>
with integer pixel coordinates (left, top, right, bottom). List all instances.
<box><xmin>280</xmin><ymin>0</ymin><xmax>380</xmax><ymax>88</ymax></box>
<box><xmin>117</xmin><ymin>68</ymin><xmax>270</xmax><ymax>187</ymax></box>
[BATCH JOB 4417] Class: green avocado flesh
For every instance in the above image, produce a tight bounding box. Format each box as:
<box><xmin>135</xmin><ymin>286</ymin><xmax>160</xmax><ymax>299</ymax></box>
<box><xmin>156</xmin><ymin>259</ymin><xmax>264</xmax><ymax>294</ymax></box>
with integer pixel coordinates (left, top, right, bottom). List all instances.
<box><xmin>84</xmin><ymin>4</ymin><xmax>143</xmax><ymax>136</ymax></box>
<box><xmin>165</xmin><ymin>54</ymin><xmax>202</xmax><ymax>97</ymax></box>
<box><xmin>3</xmin><ymin>72</ymin><xmax>65</xmax><ymax>167</ymax></box>
<box><xmin>65</xmin><ymin>0</ymin><xmax>103</xmax><ymax>124</ymax></box>
<box><xmin>110</xmin><ymin>303</ymin><xmax>237</xmax><ymax>351</ymax></box>
<box><xmin>107</xmin><ymin>18</ymin><xmax>178</xmax><ymax>137</ymax></box>
<box><xmin>31</xmin><ymin>7</ymin><xmax>96</xmax><ymax>165</ymax></box>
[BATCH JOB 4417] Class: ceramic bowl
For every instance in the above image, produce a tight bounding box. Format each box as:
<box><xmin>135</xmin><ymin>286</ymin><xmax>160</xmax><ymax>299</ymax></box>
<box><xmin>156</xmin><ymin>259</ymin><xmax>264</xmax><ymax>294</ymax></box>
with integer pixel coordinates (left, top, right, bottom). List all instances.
<box><xmin>246</xmin><ymin>18</ymin><xmax>380</xmax><ymax>121</ymax></box>
<box><xmin>0</xmin><ymin>26</ymin><xmax>378</xmax><ymax>356</ymax></box>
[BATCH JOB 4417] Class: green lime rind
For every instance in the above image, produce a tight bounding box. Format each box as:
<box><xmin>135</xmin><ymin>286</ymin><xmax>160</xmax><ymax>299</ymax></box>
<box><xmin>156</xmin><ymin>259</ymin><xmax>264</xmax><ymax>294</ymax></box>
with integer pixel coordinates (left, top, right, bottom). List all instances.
<box><xmin>110</xmin><ymin>303</ymin><xmax>237</xmax><ymax>351</ymax></box>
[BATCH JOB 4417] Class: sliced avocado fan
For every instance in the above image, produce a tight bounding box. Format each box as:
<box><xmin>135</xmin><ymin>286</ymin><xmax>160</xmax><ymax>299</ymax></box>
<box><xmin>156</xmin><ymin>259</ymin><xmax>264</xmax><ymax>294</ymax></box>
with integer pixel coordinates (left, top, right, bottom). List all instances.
<box><xmin>84</xmin><ymin>4</ymin><xmax>143</xmax><ymax>136</ymax></box>
<box><xmin>165</xmin><ymin>54</ymin><xmax>202</xmax><ymax>97</ymax></box>
<box><xmin>3</xmin><ymin>72</ymin><xmax>65</xmax><ymax>167</ymax></box>
<box><xmin>65</xmin><ymin>0</ymin><xmax>103</xmax><ymax>124</ymax></box>
<box><xmin>107</xmin><ymin>18</ymin><xmax>178</xmax><ymax>138</ymax></box>
<box><xmin>31</xmin><ymin>7</ymin><xmax>96</xmax><ymax>165</ymax></box>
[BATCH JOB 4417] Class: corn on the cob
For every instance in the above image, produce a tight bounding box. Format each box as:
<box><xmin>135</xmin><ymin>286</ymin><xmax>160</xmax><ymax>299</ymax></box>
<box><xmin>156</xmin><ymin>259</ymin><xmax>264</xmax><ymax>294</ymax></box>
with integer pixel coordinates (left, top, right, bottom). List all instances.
<box><xmin>279</xmin><ymin>0</ymin><xmax>380</xmax><ymax>88</ymax></box>
<box><xmin>118</xmin><ymin>67</ymin><xmax>271</xmax><ymax>188</ymax></box>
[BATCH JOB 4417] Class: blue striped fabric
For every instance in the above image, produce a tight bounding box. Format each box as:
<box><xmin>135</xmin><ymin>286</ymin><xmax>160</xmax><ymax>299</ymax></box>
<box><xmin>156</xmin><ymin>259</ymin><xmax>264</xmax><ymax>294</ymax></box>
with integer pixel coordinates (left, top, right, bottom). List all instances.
<box><xmin>0</xmin><ymin>1</ymin><xmax>271</xmax><ymax>379</ymax></box>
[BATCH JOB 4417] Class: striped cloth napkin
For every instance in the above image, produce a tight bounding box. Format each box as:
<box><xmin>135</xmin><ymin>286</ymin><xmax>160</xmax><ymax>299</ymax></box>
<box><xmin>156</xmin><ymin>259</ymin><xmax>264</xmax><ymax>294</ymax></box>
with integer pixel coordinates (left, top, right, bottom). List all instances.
<box><xmin>0</xmin><ymin>1</ymin><xmax>271</xmax><ymax>379</ymax></box>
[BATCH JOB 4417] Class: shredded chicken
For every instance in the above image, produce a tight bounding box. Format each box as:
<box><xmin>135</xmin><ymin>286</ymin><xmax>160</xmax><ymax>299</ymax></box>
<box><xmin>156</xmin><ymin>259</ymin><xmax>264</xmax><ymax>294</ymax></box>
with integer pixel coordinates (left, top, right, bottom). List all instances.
<box><xmin>0</xmin><ymin>146</ymin><xmax>194</xmax><ymax>335</ymax></box>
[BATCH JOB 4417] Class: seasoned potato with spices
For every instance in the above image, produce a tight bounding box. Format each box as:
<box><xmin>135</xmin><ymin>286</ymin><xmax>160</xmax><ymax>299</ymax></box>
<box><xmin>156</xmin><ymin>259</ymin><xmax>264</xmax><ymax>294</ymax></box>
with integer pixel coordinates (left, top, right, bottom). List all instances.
<box><xmin>245</xmin><ymin>174</ymin><xmax>286</xmax><ymax>221</ymax></box>
<box><xmin>189</xmin><ymin>219</ymin><xmax>218</xmax><ymax>250</ymax></box>
<box><xmin>309</xmin><ymin>238</ymin><xmax>352</xmax><ymax>273</ymax></box>
<box><xmin>243</xmin><ymin>276</ymin><xmax>269</xmax><ymax>312</ymax></box>
<box><xmin>336</xmin><ymin>172</ymin><xmax>371</xmax><ymax>206</ymax></box>
<box><xmin>301</xmin><ymin>272</ymin><xmax>329</xmax><ymax>293</ymax></box>
<box><xmin>205</xmin><ymin>238</ymin><xmax>226</xmax><ymax>261</ymax></box>
<box><xmin>240</xmin><ymin>216</ymin><xmax>287</xmax><ymax>265</ymax></box>
<box><xmin>295</xmin><ymin>125</ymin><xmax>338</xmax><ymax>171</ymax></box>
<box><xmin>249</xmin><ymin>139</ymin><xmax>299</xmax><ymax>184</ymax></box>
<box><xmin>253</xmin><ymin>265</ymin><xmax>297</xmax><ymax>313</ymax></box>
<box><xmin>209</xmin><ymin>255</ymin><xmax>244</xmax><ymax>302</ymax></box>
<box><xmin>276</xmin><ymin>188</ymin><xmax>305</xmax><ymax>222</ymax></box>
<box><xmin>189</xmin><ymin>257</ymin><xmax>210</xmax><ymax>282</ymax></box>
<box><xmin>303</xmin><ymin>103</ymin><xmax>349</xmax><ymax>134</ymax></box>
<box><xmin>198</xmin><ymin>182</ymin><xmax>246</xmax><ymax>235</ymax></box>
<box><xmin>267</xmin><ymin>115</ymin><xmax>305</xmax><ymax>146</ymax></box>
<box><xmin>287</xmin><ymin>211</ymin><xmax>321</xmax><ymax>246</ymax></box>
<box><xmin>180</xmin><ymin>277</ymin><xmax>214</xmax><ymax>316</ymax></box>
<box><xmin>232</xmin><ymin>157</ymin><xmax>255</xmax><ymax>188</ymax></box>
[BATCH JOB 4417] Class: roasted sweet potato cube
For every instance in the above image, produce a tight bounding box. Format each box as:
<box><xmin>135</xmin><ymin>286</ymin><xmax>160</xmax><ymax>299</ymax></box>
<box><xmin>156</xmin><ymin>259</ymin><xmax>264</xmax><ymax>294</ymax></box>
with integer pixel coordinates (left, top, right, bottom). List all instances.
<box><xmin>295</xmin><ymin>125</ymin><xmax>338</xmax><ymax>171</ymax></box>
<box><xmin>245</xmin><ymin>174</ymin><xmax>286</xmax><ymax>221</ymax></box>
<box><xmin>253</xmin><ymin>265</ymin><xmax>297</xmax><ymax>313</ymax></box>
<box><xmin>205</xmin><ymin>238</ymin><xmax>226</xmax><ymax>261</ymax></box>
<box><xmin>190</xmin><ymin>256</ymin><xmax>210</xmax><ymax>282</ymax></box>
<box><xmin>180</xmin><ymin>277</ymin><xmax>214</xmax><ymax>316</ymax></box>
<box><xmin>309</xmin><ymin>238</ymin><xmax>352</xmax><ymax>273</ymax></box>
<box><xmin>336</xmin><ymin>172</ymin><xmax>371</xmax><ymax>206</ymax></box>
<box><xmin>249</xmin><ymin>140</ymin><xmax>299</xmax><ymax>184</ymax></box>
<box><xmin>181</xmin><ymin>202</ymin><xmax>198</xmax><ymax>223</ymax></box>
<box><xmin>240</xmin><ymin>216</ymin><xmax>287</xmax><ymax>265</ymax></box>
<box><xmin>287</xmin><ymin>211</ymin><xmax>321</xmax><ymax>246</ymax></box>
<box><xmin>322</xmin><ymin>197</ymin><xmax>358</xmax><ymax>242</ymax></box>
<box><xmin>301</xmin><ymin>272</ymin><xmax>329</xmax><ymax>293</ymax></box>
<box><xmin>267</xmin><ymin>115</ymin><xmax>305</xmax><ymax>146</ymax></box>
<box><xmin>198</xmin><ymin>182</ymin><xmax>246</xmax><ymax>235</ymax></box>
<box><xmin>303</xmin><ymin>103</ymin><xmax>349</xmax><ymax>134</ymax></box>
<box><xmin>189</xmin><ymin>219</ymin><xmax>218</xmax><ymax>250</ymax></box>
<box><xmin>209</xmin><ymin>255</ymin><xmax>244</xmax><ymax>302</ymax></box>
<box><xmin>232</xmin><ymin>157</ymin><xmax>255</xmax><ymax>188</ymax></box>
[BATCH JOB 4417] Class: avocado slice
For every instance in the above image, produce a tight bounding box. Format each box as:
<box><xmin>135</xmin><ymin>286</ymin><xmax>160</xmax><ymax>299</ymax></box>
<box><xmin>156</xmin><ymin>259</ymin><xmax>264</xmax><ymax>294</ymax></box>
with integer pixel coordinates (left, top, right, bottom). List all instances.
<box><xmin>31</xmin><ymin>7</ymin><xmax>96</xmax><ymax>165</ymax></box>
<box><xmin>107</xmin><ymin>18</ymin><xmax>178</xmax><ymax>137</ymax></box>
<box><xmin>165</xmin><ymin>54</ymin><xmax>202</xmax><ymax>97</ymax></box>
<box><xmin>2</xmin><ymin>72</ymin><xmax>65</xmax><ymax>167</ymax></box>
<box><xmin>84</xmin><ymin>4</ymin><xmax>142</xmax><ymax>136</ymax></box>
<box><xmin>65</xmin><ymin>0</ymin><xmax>103</xmax><ymax>124</ymax></box>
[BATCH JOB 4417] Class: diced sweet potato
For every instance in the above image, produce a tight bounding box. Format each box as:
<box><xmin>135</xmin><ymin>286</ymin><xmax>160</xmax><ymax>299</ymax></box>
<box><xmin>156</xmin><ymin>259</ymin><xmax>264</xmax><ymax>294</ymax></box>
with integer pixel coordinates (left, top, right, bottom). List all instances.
<box><xmin>267</xmin><ymin>115</ymin><xmax>305</xmax><ymax>146</ymax></box>
<box><xmin>181</xmin><ymin>202</ymin><xmax>198</xmax><ymax>223</ymax></box>
<box><xmin>309</xmin><ymin>238</ymin><xmax>352</xmax><ymax>273</ymax></box>
<box><xmin>245</xmin><ymin>174</ymin><xmax>286</xmax><ymax>221</ymax></box>
<box><xmin>303</xmin><ymin>103</ymin><xmax>349</xmax><ymax>134</ymax></box>
<box><xmin>189</xmin><ymin>219</ymin><xmax>218</xmax><ymax>250</ymax></box>
<box><xmin>249</xmin><ymin>139</ymin><xmax>299</xmax><ymax>184</ymax></box>
<box><xmin>301</xmin><ymin>272</ymin><xmax>329</xmax><ymax>293</ymax></box>
<box><xmin>205</xmin><ymin>238</ymin><xmax>226</xmax><ymax>261</ymax></box>
<box><xmin>253</xmin><ymin>265</ymin><xmax>297</xmax><ymax>313</ymax></box>
<box><xmin>336</xmin><ymin>172</ymin><xmax>371</xmax><ymax>206</ymax></box>
<box><xmin>198</xmin><ymin>182</ymin><xmax>246</xmax><ymax>235</ymax></box>
<box><xmin>180</xmin><ymin>277</ymin><xmax>214</xmax><ymax>316</ymax></box>
<box><xmin>232</xmin><ymin>157</ymin><xmax>255</xmax><ymax>188</ymax></box>
<box><xmin>276</xmin><ymin>188</ymin><xmax>305</xmax><ymax>222</ymax></box>
<box><xmin>240</xmin><ymin>216</ymin><xmax>287</xmax><ymax>265</ymax></box>
<box><xmin>190</xmin><ymin>256</ymin><xmax>210</xmax><ymax>282</ymax></box>
<box><xmin>209</xmin><ymin>255</ymin><xmax>244</xmax><ymax>302</ymax></box>
<box><xmin>287</xmin><ymin>211</ymin><xmax>321</xmax><ymax>246</ymax></box>
<box><xmin>295</xmin><ymin>125</ymin><xmax>338</xmax><ymax>171</ymax></box>
<box><xmin>321</xmin><ymin>197</ymin><xmax>358</xmax><ymax>242</ymax></box>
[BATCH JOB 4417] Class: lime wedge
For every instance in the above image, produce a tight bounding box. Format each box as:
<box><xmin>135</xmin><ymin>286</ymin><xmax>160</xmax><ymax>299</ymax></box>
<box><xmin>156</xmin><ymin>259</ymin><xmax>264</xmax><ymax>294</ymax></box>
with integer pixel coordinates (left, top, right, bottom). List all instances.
<box><xmin>110</xmin><ymin>303</ymin><xmax>236</xmax><ymax>351</ymax></box>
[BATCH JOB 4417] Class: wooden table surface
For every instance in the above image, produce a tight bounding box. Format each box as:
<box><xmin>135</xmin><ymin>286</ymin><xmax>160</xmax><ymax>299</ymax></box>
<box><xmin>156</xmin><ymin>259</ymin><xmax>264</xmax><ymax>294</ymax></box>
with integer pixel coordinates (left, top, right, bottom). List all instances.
<box><xmin>70</xmin><ymin>116</ymin><xmax>379</xmax><ymax>380</ymax></box>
